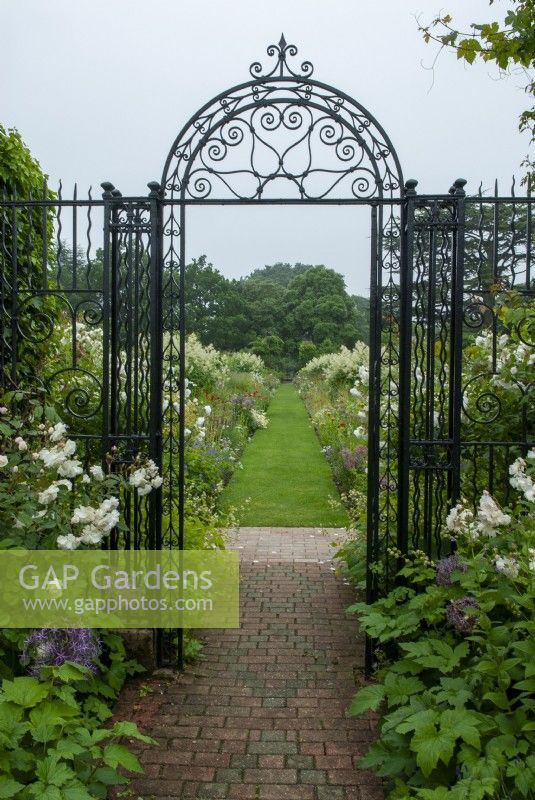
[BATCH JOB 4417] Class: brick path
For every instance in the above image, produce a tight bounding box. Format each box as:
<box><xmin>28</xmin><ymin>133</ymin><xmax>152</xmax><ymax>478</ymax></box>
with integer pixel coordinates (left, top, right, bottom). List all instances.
<box><xmin>115</xmin><ymin>528</ymin><xmax>382</xmax><ymax>800</ymax></box>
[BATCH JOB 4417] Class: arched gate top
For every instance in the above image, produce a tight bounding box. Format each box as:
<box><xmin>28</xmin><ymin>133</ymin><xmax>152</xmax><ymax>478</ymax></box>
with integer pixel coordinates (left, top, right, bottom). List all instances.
<box><xmin>161</xmin><ymin>36</ymin><xmax>404</xmax><ymax>202</ymax></box>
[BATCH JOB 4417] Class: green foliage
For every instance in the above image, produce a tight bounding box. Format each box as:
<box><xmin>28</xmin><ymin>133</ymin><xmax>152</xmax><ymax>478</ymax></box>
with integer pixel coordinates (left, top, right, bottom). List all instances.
<box><xmin>0</xmin><ymin>126</ymin><xmax>56</xmax><ymax>387</ymax></box>
<box><xmin>348</xmin><ymin>462</ymin><xmax>535</xmax><ymax>799</ymax></box>
<box><xmin>0</xmin><ymin>664</ymin><xmax>153</xmax><ymax>800</ymax></box>
<box><xmin>181</xmin><ymin>257</ymin><xmax>369</xmax><ymax>374</ymax></box>
<box><xmin>418</xmin><ymin>1</ymin><xmax>535</xmax><ymax>185</ymax></box>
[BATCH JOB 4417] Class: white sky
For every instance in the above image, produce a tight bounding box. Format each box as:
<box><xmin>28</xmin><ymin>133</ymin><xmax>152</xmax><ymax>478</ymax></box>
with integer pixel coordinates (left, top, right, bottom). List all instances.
<box><xmin>1</xmin><ymin>0</ymin><xmax>531</xmax><ymax>295</ymax></box>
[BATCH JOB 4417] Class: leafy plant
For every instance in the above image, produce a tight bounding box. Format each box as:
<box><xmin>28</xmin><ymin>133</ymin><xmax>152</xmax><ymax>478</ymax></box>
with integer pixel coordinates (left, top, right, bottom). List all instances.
<box><xmin>348</xmin><ymin>455</ymin><xmax>535</xmax><ymax>799</ymax></box>
<box><xmin>0</xmin><ymin>664</ymin><xmax>154</xmax><ymax>800</ymax></box>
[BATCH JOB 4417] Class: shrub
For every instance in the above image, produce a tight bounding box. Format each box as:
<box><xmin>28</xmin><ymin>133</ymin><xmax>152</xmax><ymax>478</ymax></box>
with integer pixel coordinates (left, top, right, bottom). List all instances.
<box><xmin>348</xmin><ymin>453</ymin><xmax>535</xmax><ymax>799</ymax></box>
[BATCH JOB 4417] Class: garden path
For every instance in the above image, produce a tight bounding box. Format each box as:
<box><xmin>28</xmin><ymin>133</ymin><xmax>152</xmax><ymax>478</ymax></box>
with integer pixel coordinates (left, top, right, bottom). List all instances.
<box><xmin>115</xmin><ymin>527</ymin><xmax>382</xmax><ymax>800</ymax></box>
<box><xmin>219</xmin><ymin>384</ymin><xmax>348</xmax><ymax>527</ymax></box>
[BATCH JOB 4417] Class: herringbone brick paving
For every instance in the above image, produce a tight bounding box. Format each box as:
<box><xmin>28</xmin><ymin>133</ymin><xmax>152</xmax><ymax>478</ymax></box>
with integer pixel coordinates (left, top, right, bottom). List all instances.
<box><xmin>114</xmin><ymin>528</ymin><xmax>382</xmax><ymax>799</ymax></box>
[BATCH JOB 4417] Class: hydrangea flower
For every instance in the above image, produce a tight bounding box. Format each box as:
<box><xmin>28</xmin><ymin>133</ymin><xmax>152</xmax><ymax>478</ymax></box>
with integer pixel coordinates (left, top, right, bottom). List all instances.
<box><xmin>21</xmin><ymin>628</ymin><xmax>101</xmax><ymax>674</ymax></box>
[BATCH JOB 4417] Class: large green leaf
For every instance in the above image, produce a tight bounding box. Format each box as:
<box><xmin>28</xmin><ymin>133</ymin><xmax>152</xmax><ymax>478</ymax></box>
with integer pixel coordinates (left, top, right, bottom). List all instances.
<box><xmin>0</xmin><ymin>777</ymin><xmax>25</xmax><ymax>799</ymax></box>
<box><xmin>411</xmin><ymin>723</ymin><xmax>456</xmax><ymax>776</ymax></box>
<box><xmin>103</xmin><ymin>744</ymin><xmax>142</xmax><ymax>773</ymax></box>
<box><xmin>1</xmin><ymin>678</ymin><xmax>49</xmax><ymax>708</ymax></box>
<box><xmin>347</xmin><ymin>684</ymin><xmax>385</xmax><ymax>716</ymax></box>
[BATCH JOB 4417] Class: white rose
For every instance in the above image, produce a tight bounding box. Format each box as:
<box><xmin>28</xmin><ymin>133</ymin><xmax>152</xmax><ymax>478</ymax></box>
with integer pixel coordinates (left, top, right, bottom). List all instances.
<box><xmin>14</xmin><ymin>436</ymin><xmax>28</xmax><ymax>452</ymax></box>
<box><xmin>0</xmin><ymin>407</ymin><xmax>8</xmax><ymax>415</ymax></box>
<box><xmin>57</xmin><ymin>533</ymin><xmax>81</xmax><ymax>550</ymax></box>
<box><xmin>57</xmin><ymin>459</ymin><xmax>83</xmax><ymax>478</ymax></box>
<box><xmin>0</xmin><ymin>455</ymin><xmax>8</xmax><ymax>468</ymax></box>
<box><xmin>38</xmin><ymin>485</ymin><xmax>60</xmax><ymax>505</ymax></box>
<box><xmin>49</xmin><ymin>422</ymin><xmax>68</xmax><ymax>442</ymax></box>
<box><xmin>90</xmin><ymin>465</ymin><xmax>105</xmax><ymax>481</ymax></box>
<box><xmin>204</xmin><ymin>405</ymin><xmax>212</xmax><ymax>416</ymax></box>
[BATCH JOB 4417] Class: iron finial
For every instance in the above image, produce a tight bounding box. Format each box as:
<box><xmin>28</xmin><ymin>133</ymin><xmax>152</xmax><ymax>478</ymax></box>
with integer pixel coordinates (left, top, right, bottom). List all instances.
<box><xmin>249</xmin><ymin>37</ymin><xmax>314</xmax><ymax>80</ymax></box>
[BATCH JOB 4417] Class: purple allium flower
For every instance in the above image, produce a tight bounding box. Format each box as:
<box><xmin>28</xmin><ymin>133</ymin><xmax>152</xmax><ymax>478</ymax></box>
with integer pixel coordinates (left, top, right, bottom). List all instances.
<box><xmin>21</xmin><ymin>628</ymin><xmax>102</xmax><ymax>675</ymax></box>
<box><xmin>436</xmin><ymin>554</ymin><xmax>467</xmax><ymax>586</ymax></box>
<box><xmin>446</xmin><ymin>597</ymin><xmax>479</xmax><ymax>633</ymax></box>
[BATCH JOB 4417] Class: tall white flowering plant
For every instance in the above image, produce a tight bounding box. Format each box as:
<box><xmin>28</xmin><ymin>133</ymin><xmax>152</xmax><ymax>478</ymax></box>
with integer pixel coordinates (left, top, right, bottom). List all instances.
<box><xmin>0</xmin><ymin>402</ymin><xmax>162</xmax><ymax>551</ymax></box>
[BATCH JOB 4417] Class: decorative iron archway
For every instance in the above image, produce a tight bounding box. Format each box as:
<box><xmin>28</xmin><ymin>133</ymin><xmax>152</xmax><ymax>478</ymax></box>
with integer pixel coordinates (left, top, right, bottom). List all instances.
<box><xmin>159</xmin><ymin>39</ymin><xmax>405</xmax><ymax>615</ymax></box>
<box><xmin>1</xmin><ymin>37</ymin><xmax>533</xmax><ymax>670</ymax></box>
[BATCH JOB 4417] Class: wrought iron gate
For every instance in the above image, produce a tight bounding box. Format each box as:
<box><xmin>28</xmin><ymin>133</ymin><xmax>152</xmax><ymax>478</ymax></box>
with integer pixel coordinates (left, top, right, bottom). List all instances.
<box><xmin>1</xmin><ymin>38</ymin><xmax>533</xmax><ymax>670</ymax></box>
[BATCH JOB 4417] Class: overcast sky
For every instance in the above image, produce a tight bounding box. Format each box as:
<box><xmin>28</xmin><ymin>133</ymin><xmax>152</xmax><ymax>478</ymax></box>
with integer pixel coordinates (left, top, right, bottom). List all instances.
<box><xmin>1</xmin><ymin>0</ymin><xmax>531</xmax><ymax>295</ymax></box>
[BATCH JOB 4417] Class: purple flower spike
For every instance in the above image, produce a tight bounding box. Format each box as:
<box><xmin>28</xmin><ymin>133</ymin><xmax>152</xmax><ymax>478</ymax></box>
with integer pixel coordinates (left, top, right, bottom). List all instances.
<box><xmin>436</xmin><ymin>554</ymin><xmax>467</xmax><ymax>586</ymax></box>
<box><xmin>21</xmin><ymin>628</ymin><xmax>102</xmax><ymax>675</ymax></box>
<box><xmin>446</xmin><ymin>596</ymin><xmax>479</xmax><ymax>633</ymax></box>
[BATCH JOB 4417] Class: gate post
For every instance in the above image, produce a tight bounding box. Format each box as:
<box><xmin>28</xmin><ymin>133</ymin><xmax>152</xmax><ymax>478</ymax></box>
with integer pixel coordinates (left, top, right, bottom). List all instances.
<box><xmin>147</xmin><ymin>182</ymin><xmax>164</xmax><ymax>552</ymax></box>
<box><xmin>449</xmin><ymin>178</ymin><xmax>467</xmax><ymax>507</ymax></box>
<box><xmin>397</xmin><ymin>179</ymin><xmax>418</xmax><ymax>556</ymax></box>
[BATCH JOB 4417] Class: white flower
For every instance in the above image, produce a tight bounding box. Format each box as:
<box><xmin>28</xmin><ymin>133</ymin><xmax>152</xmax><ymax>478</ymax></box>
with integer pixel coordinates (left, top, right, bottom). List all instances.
<box><xmin>446</xmin><ymin>503</ymin><xmax>474</xmax><ymax>534</ymax></box>
<box><xmin>477</xmin><ymin>491</ymin><xmax>511</xmax><ymax>535</ymax></box>
<box><xmin>527</xmin><ymin>449</ymin><xmax>535</xmax><ymax>460</ymax></box>
<box><xmin>48</xmin><ymin>422</ymin><xmax>68</xmax><ymax>442</ymax></box>
<box><xmin>129</xmin><ymin>468</ymin><xmax>146</xmax><ymax>489</ymax></box>
<box><xmin>0</xmin><ymin>406</ymin><xmax>8</xmax><ymax>415</ymax></box>
<box><xmin>128</xmin><ymin>460</ymin><xmax>162</xmax><ymax>496</ymax></box>
<box><xmin>196</xmin><ymin>416</ymin><xmax>205</xmax><ymax>428</ymax></box>
<box><xmin>55</xmin><ymin>479</ymin><xmax>72</xmax><ymax>491</ymax></box>
<box><xmin>204</xmin><ymin>405</ymin><xmax>212</xmax><ymax>416</ymax></box>
<box><xmin>71</xmin><ymin>496</ymin><xmax>120</xmax><ymax>542</ymax></box>
<box><xmin>349</xmin><ymin>387</ymin><xmax>359</xmax><ymax>397</ymax></box>
<box><xmin>251</xmin><ymin>409</ymin><xmax>269</xmax><ymax>429</ymax></box>
<box><xmin>57</xmin><ymin>533</ymin><xmax>81</xmax><ymax>550</ymax></box>
<box><xmin>81</xmin><ymin>474</ymin><xmax>91</xmax><ymax>484</ymax></box>
<box><xmin>185</xmin><ymin>428</ymin><xmax>191</xmax><ymax>437</ymax></box>
<box><xmin>353</xmin><ymin>427</ymin><xmax>365</xmax><ymax>438</ymax></box>
<box><xmin>57</xmin><ymin>459</ymin><xmax>83</xmax><ymax>478</ymax></box>
<box><xmin>494</xmin><ymin>555</ymin><xmax>519</xmax><ymax>579</ymax></box>
<box><xmin>14</xmin><ymin>436</ymin><xmax>28</xmax><ymax>452</ymax></box>
<box><xmin>90</xmin><ymin>465</ymin><xmax>105</xmax><ymax>481</ymax></box>
<box><xmin>38</xmin><ymin>485</ymin><xmax>60</xmax><ymax>505</ymax></box>
<box><xmin>0</xmin><ymin>455</ymin><xmax>8</xmax><ymax>468</ymax></box>
<box><xmin>528</xmin><ymin>548</ymin><xmax>535</xmax><ymax>572</ymax></box>
<box><xmin>78</xmin><ymin>526</ymin><xmax>105</xmax><ymax>545</ymax></box>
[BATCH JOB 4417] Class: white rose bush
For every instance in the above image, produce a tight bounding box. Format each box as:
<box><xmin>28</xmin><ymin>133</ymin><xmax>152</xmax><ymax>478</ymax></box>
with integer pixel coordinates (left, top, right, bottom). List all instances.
<box><xmin>0</xmin><ymin>401</ymin><xmax>162</xmax><ymax>551</ymax></box>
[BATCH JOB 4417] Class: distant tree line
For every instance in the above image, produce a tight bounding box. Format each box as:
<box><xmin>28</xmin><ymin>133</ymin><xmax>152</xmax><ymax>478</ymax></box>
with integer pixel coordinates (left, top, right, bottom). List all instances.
<box><xmin>183</xmin><ymin>258</ymin><xmax>370</xmax><ymax>374</ymax></box>
<box><xmin>55</xmin><ymin>245</ymin><xmax>370</xmax><ymax>375</ymax></box>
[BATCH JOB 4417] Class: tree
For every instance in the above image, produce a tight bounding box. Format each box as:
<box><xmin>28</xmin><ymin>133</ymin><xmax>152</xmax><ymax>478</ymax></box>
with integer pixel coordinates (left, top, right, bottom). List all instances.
<box><xmin>418</xmin><ymin>1</ymin><xmax>535</xmax><ymax>184</ymax></box>
<box><xmin>283</xmin><ymin>266</ymin><xmax>358</xmax><ymax>348</ymax></box>
<box><xmin>185</xmin><ymin>255</ymin><xmax>230</xmax><ymax>345</ymax></box>
<box><xmin>246</xmin><ymin>262</ymin><xmax>313</xmax><ymax>287</ymax></box>
<box><xmin>0</xmin><ymin>126</ymin><xmax>55</xmax><ymax>387</ymax></box>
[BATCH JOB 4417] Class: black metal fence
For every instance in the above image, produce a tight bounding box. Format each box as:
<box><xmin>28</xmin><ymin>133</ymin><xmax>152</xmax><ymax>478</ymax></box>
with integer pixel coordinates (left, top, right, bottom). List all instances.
<box><xmin>1</xmin><ymin>38</ymin><xmax>533</xmax><ymax>669</ymax></box>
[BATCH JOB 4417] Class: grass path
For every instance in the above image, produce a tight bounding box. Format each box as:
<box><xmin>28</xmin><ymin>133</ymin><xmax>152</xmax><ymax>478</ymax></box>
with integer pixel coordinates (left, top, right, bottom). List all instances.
<box><xmin>220</xmin><ymin>383</ymin><xmax>348</xmax><ymax>527</ymax></box>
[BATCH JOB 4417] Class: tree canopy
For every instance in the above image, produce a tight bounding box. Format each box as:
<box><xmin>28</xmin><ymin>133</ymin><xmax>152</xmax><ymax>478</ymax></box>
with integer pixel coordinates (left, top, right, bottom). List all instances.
<box><xmin>183</xmin><ymin>258</ymin><xmax>369</xmax><ymax>374</ymax></box>
<box><xmin>418</xmin><ymin>0</ymin><xmax>535</xmax><ymax>184</ymax></box>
